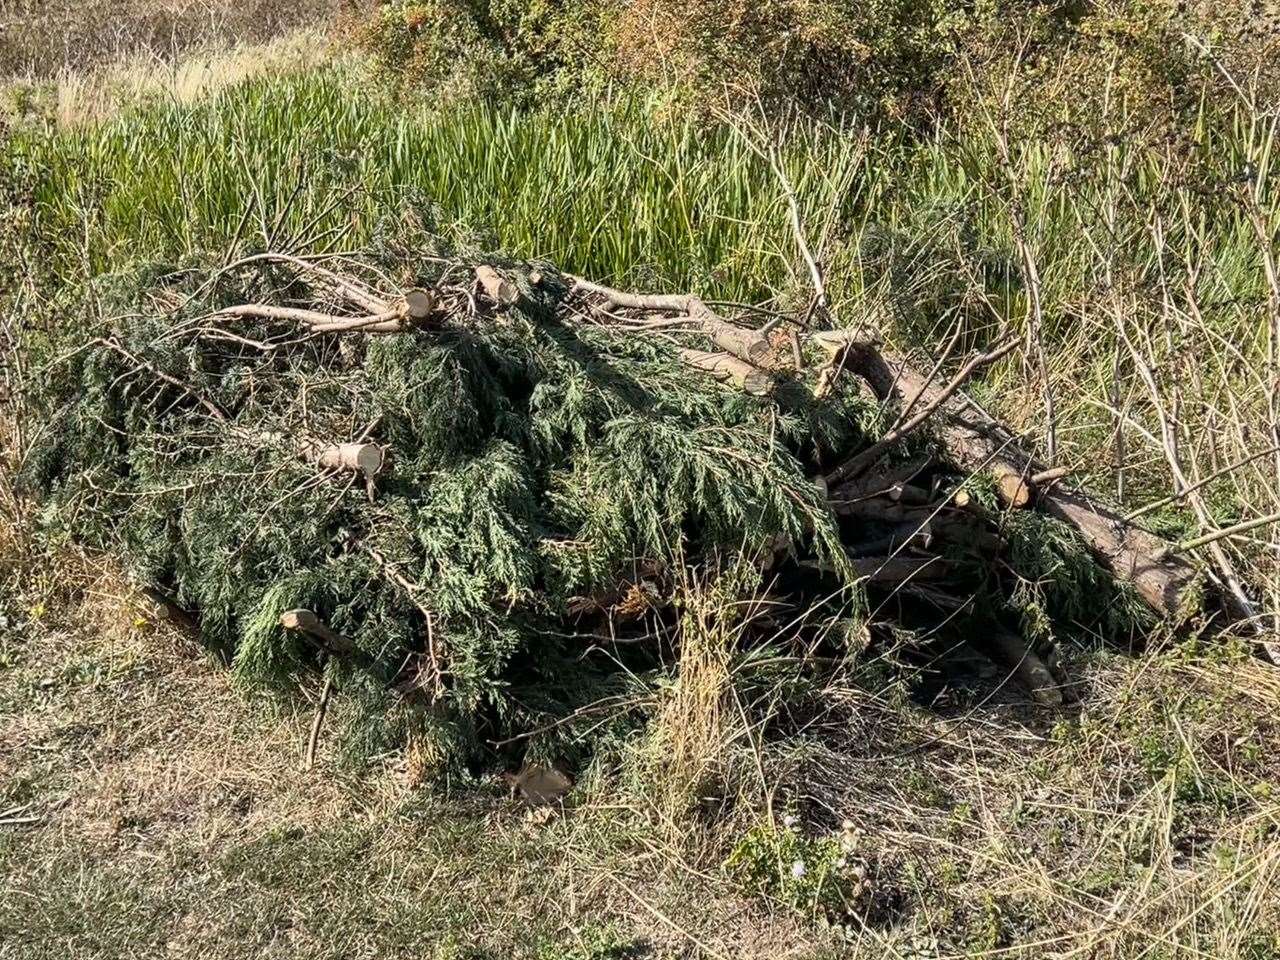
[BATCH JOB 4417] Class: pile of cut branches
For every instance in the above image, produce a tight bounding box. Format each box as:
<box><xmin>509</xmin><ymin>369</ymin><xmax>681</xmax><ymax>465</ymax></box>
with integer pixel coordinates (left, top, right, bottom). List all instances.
<box><xmin>19</xmin><ymin>219</ymin><xmax>1214</xmax><ymax>764</ymax></box>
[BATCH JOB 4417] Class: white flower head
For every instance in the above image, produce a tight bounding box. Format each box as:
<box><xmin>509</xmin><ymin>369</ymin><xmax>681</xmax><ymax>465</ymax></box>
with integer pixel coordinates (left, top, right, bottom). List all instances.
<box><xmin>781</xmin><ymin>814</ymin><xmax>797</xmax><ymax>828</ymax></box>
<box><xmin>790</xmin><ymin>859</ymin><xmax>807</xmax><ymax>879</ymax></box>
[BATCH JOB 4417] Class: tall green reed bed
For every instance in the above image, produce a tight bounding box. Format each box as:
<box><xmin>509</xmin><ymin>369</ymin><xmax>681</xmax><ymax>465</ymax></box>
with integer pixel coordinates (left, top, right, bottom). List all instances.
<box><xmin>8</xmin><ymin>65</ymin><xmax>1279</xmax><ymax>611</ymax></box>
<box><xmin>11</xmin><ymin>68</ymin><xmax>872</xmax><ymax>301</ymax></box>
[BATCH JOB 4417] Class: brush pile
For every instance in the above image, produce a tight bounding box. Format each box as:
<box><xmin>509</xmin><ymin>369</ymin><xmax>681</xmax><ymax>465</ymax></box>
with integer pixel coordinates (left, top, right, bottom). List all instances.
<box><xmin>21</xmin><ymin>218</ymin><xmax>1208</xmax><ymax>762</ymax></box>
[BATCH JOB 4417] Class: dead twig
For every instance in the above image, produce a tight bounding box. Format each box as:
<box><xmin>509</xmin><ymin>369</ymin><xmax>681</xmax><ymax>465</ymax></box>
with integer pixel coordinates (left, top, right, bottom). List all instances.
<box><xmin>304</xmin><ymin>665</ymin><xmax>335</xmax><ymax>772</ymax></box>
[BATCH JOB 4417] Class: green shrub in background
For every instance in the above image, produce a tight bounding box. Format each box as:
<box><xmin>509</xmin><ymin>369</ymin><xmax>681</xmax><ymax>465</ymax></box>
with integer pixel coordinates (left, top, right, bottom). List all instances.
<box><xmin>604</xmin><ymin>0</ymin><xmax>970</xmax><ymax>118</ymax></box>
<box><xmin>351</xmin><ymin>0</ymin><xmax>1279</xmax><ymax>132</ymax></box>
<box><xmin>356</xmin><ymin>0</ymin><xmax>614</xmax><ymax>105</ymax></box>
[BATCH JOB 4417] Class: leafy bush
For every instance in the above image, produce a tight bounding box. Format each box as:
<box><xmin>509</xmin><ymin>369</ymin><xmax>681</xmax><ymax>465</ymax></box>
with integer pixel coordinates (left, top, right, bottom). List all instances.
<box><xmin>356</xmin><ymin>0</ymin><xmax>610</xmax><ymax>105</ymax></box>
<box><xmin>352</xmin><ymin>0</ymin><xmax>1279</xmax><ymax>129</ymax></box>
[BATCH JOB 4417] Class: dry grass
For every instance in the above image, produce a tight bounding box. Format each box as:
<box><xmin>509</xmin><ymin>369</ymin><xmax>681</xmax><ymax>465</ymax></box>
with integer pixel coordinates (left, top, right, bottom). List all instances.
<box><xmin>1</xmin><ymin>14</ymin><xmax>344</xmax><ymax>128</ymax></box>
<box><xmin>602</xmin><ymin>576</ymin><xmax>1280</xmax><ymax>957</ymax></box>
<box><xmin>39</xmin><ymin>27</ymin><xmax>340</xmax><ymax>128</ymax></box>
<box><xmin>0</xmin><ymin>0</ymin><xmax>345</xmax><ymax>79</ymax></box>
<box><xmin>0</xmin><ymin>538</ymin><xmax>808</xmax><ymax>958</ymax></box>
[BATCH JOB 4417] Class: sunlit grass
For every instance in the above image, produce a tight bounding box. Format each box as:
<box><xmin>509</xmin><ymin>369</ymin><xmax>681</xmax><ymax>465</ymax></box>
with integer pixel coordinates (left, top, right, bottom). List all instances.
<box><xmin>14</xmin><ymin>67</ymin><xmax>872</xmax><ymax>303</ymax></box>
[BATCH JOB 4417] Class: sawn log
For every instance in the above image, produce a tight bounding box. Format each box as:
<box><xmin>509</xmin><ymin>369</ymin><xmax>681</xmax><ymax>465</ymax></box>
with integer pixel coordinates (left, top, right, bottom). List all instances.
<box><xmin>839</xmin><ymin>346</ymin><xmax>1202</xmax><ymax>621</ymax></box>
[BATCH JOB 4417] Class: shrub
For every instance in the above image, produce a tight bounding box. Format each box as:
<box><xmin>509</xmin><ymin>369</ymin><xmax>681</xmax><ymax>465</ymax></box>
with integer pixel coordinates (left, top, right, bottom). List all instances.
<box><xmin>355</xmin><ymin>0</ymin><xmax>610</xmax><ymax>105</ymax></box>
<box><xmin>351</xmin><ymin>0</ymin><xmax>1280</xmax><ymax>129</ymax></box>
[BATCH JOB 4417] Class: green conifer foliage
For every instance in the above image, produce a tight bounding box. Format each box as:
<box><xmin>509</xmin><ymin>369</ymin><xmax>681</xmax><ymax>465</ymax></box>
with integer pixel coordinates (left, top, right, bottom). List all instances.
<box><xmin>21</xmin><ymin>215</ymin><xmax>866</xmax><ymax>761</ymax></box>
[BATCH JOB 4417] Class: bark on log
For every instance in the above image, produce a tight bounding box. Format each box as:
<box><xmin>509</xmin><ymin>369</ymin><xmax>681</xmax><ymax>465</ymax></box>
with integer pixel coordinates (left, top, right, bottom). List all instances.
<box><xmin>571</xmin><ymin>277</ymin><xmax>771</xmax><ymax>365</ymax></box>
<box><xmin>845</xmin><ymin>347</ymin><xmax>1202</xmax><ymax>620</ymax></box>
<box><xmin>138</xmin><ymin>586</ymin><xmax>199</xmax><ymax>634</ymax></box>
<box><xmin>812</xmin><ymin>329</ymin><xmax>878</xmax><ymax>356</ymax></box>
<box><xmin>848</xmin><ymin>555</ymin><xmax>950</xmax><ymax>583</ymax></box>
<box><xmin>848</xmin><ymin>519</ymin><xmax>933</xmax><ymax>556</ymax></box>
<box><xmin>678</xmin><ymin>349</ymin><xmax>773</xmax><ymax>396</ymax></box>
<box><xmin>983</xmin><ymin>630</ymin><xmax>1065</xmax><ymax>706</ymax></box>
<box><xmin>831</xmin><ymin>458</ymin><xmax>932</xmax><ymax>505</ymax></box>
<box><xmin>475</xmin><ymin>266</ymin><xmax>519</xmax><ymax>307</ymax></box>
<box><xmin>831</xmin><ymin>494</ymin><xmax>1004</xmax><ymax>556</ymax></box>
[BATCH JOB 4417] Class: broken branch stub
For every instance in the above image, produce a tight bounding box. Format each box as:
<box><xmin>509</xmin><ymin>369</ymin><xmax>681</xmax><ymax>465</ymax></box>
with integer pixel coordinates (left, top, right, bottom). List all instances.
<box><xmin>280</xmin><ymin>608</ymin><xmax>360</xmax><ymax>659</ymax></box>
<box><xmin>312</xmin><ymin>442</ymin><xmax>384</xmax><ymax>480</ymax></box>
<box><xmin>403</xmin><ymin>288</ymin><xmax>436</xmax><ymax>321</ymax></box>
<box><xmin>475</xmin><ymin>265</ymin><xmax>519</xmax><ymax>307</ymax></box>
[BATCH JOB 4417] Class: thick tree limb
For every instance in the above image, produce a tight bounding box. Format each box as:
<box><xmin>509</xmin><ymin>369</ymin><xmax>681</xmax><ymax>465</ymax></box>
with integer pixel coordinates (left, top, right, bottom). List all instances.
<box><xmin>300</xmin><ymin>441</ymin><xmax>384</xmax><ymax>480</ymax></box>
<box><xmin>842</xmin><ymin>347</ymin><xmax>1202</xmax><ymax>621</ymax></box>
<box><xmin>848</xmin><ymin>555</ymin><xmax>950</xmax><ymax>583</ymax></box>
<box><xmin>218</xmin><ymin>304</ymin><xmax>413</xmax><ymax>334</ymax></box>
<box><xmin>571</xmin><ymin>277</ymin><xmax>772</xmax><ymax>365</ymax></box>
<box><xmin>138</xmin><ymin>586</ymin><xmax>199</xmax><ymax>634</ymax></box>
<box><xmin>826</xmin><ymin>337</ymin><xmax>1019</xmax><ymax>485</ymax></box>
<box><xmin>678</xmin><ymin>349</ymin><xmax>773</xmax><ymax>396</ymax></box>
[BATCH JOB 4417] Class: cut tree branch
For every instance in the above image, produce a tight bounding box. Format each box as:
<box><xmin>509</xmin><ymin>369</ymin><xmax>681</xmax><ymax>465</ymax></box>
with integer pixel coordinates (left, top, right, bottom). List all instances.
<box><xmin>678</xmin><ymin>348</ymin><xmax>773</xmax><ymax>396</ymax></box>
<box><xmin>570</xmin><ymin>276</ymin><xmax>772</xmax><ymax>365</ymax></box>
<box><xmin>839</xmin><ymin>346</ymin><xmax>1203</xmax><ymax>621</ymax></box>
<box><xmin>826</xmin><ymin>337</ymin><xmax>1019</xmax><ymax>485</ymax></box>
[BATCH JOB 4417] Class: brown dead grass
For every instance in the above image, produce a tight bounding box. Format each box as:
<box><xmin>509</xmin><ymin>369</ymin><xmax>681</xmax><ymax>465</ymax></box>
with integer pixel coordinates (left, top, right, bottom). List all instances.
<box><xmin>0</xmin><ymin>514</ymin><xmax>811</xmax><ymax>957</ymax></box>
<box><xmin>39</xmin><ymin>27</ymin><xmax>340</xmax><ymax>128</ymax></box>
<box><xmin>0</xmin><ymin>0</ymin><xmax>350</xmax><ymax>78</ymax></box>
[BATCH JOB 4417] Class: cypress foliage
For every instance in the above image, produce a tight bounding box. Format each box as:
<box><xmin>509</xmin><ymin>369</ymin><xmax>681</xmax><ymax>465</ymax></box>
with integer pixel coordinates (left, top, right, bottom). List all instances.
<box><xmin>21</xmin><ymin>213</ymin><xmax>869</xmax><ymax>763</ymax></box>
<box><xmin>20</xmin><ymin>212</ymin><xmax>1151</xmax><ymax>767</ymax></box>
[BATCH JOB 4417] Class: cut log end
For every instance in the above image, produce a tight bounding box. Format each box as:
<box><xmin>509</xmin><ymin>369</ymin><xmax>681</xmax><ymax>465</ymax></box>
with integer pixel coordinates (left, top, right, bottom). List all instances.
<box><xmin>742</xmin><ymin>369</ymin><xmax>773</xmax><ymax>397</ymax></box>
<box><xmin>314</xmin><ymin>442</ymin><xmax>384</xmax><ymax>479</ymax></box>
<box><xmin>280</xmin><ymin>609</ymin><xmax>319</xmax><ymax>633</ymax></box>
<box><xmin>813</xmin><ymin>329</ymin><xmax>876</xmax><ymax>356</ymax></box>
<box><xmin>996</xmin><ymin>471</ymin><xmax>1033</xmax><ymax>509</ymax></box>
<box><xmin>403</xmin><ymin>289</ymin><xmax>435</xmax><ymax>321</ymax></box>
<box><xmin>475</xmin><ymin>265</ymin><xmax>519</xmax><ymax>306</ymax></box>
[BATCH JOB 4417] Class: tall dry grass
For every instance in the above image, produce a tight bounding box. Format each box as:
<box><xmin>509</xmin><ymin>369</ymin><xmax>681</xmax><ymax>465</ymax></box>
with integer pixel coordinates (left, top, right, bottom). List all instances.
<box><xmin>0</xmin><ymin>0</ymin><xmax>342</xmax><ymax>79</ymax></box>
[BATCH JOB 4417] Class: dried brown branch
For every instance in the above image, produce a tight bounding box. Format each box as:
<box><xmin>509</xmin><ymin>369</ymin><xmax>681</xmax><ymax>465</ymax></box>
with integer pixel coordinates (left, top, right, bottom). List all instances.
<box><xmin>826</xmin><ymin>337</ymin><xmax>1019</xmax><ymax>485</ymax></box>
<box><xmin>570</xmin><ymin>276</ymin><xmax>772</xmax><ymax>365</ymax></box>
